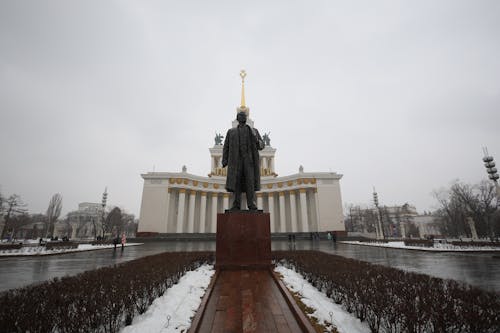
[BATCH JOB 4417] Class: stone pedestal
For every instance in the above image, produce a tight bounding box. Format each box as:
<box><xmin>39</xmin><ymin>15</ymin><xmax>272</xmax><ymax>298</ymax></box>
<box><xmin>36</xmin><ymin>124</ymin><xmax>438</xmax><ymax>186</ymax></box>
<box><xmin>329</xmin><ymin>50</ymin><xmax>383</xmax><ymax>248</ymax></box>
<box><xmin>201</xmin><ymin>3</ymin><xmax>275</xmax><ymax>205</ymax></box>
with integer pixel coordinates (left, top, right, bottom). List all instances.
<box><xmin>216</xmin><ymin>211</ymin><xmax>271</xmax><ymax>269</ymax></box>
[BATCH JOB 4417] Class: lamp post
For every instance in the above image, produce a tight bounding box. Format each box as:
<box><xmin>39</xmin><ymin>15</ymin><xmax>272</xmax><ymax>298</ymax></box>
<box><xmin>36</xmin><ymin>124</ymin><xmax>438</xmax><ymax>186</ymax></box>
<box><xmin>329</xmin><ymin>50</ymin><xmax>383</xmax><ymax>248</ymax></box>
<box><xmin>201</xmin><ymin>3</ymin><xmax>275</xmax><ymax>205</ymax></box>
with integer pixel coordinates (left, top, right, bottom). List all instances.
<box><xmin>482</xmin><ymin>148</ymin><xmax>500</xmax><ymax>200</ymax></box>
<box><xmin>101</xmin><ymin>187</ymin><xmax>108</xmax><ymax>238</ymax></box>
<box><xmin>373</xmin><ymin>188</ymin><xmax>384</xmax><ymax>240</ymax></box>
<box><xmin>482</xmin><ymin>149</ymin><xmax>500</xmax><ymax>240</ymax></box>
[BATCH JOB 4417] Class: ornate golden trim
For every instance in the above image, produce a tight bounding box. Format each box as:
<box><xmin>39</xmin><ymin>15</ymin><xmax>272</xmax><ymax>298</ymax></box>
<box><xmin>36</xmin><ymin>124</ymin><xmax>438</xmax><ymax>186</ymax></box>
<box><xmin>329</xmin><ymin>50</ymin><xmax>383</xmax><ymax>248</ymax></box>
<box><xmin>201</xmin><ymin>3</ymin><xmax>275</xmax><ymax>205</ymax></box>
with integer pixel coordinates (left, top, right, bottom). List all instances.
<box><xmin>213</xmin><ymin>183</ymin><xmax>219</xmax><ymax>189</ymax></box>
<box><xmin>179</xmin><ymin>188</ymin><xmax>186</xmax><ymax>193</ymax></box>
<box><xmin>169</xmin><ymin>178</ymin><xmax>175</xmax><ymax>184</ymax></box>
<box><xmin>175</xmin><ymin>178</ymin><xmax>182</xmax><ymax>184</ymax></box>
<box><xmin>297</xmin><ymin>179</ymin><xmax>303</xmax><ymax>185</ymax></box>
<box><xmin>223</xmin><ymin>193</ymin><xmax>230</xmax><ymax>198</ymax></box>
<box><xmin>311</xmin><ymin>178</ymin><xmax>317</xmax><ymax>184</ymax></box>
<box><xmin>266</xmin><ymin>184</ymin><xmax>273</xmax><ymax>189</ymax></box>
<box><xmin>192</xmin><ymin>180</ymin><xmax>199</xmax><ymax>186</ymax></box>
<box><xmin>287</xmin><ymin>180</ymin><xmax>294</xmax><ymax>186</ymax></box>
<box><xmin>279</xmin><ymin>191</ymin><xmax>285</xmax><ymax>196</ymax></box>
<box><xmin>200</xmin><ymin>191</ymin><xmax>207</xmax><ymax>196</ymax></box>
<box><xmin>202</xmin><ymin>182</ymin><xmax>208</xmax><ymax>188</ymax></box>
<box><xmin>277</xmin><ymin>182</ymin><xmax>283</xmax><ymax>188</ymax></box>
<box><xmin>299</xmin><ymin>188</ymin><xmax>307</xmax><ymax>193</ymax></box>
<box><xmin>183</xmin><ymin>179</ymin><xmax>189</xmax><ymax>185</ymax></box>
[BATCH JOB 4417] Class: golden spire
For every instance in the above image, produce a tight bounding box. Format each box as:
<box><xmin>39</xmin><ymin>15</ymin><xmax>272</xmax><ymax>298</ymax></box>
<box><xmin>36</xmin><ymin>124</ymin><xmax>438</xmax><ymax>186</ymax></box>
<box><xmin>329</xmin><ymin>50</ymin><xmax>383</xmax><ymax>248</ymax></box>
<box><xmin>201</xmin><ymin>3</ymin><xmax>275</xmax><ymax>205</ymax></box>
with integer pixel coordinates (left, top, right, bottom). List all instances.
<box><xmin>240</xmin><ymin>69</ymin><xmax>247</xmax><ymax>108</ymax></box>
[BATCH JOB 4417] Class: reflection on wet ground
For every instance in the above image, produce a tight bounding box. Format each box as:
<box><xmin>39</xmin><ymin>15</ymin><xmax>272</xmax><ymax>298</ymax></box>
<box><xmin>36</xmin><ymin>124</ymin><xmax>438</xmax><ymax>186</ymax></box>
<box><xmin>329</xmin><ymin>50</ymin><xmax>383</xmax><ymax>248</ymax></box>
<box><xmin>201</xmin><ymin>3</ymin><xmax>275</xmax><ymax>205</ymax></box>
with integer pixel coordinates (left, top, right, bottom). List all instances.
<box><xmin>1</xmin><ymin>240</ymin><xmax>499</xmax><ymax>293</ymax></box>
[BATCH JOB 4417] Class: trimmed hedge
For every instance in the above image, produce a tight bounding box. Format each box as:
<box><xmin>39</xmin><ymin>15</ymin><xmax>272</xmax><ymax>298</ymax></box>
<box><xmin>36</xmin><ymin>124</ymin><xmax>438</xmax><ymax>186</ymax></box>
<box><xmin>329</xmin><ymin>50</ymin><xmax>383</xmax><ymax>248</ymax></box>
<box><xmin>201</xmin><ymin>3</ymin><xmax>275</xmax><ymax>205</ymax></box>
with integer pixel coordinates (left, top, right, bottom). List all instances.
<box><xmin>45</xmin><ymin>241</ymin><xmax>78</xmax><ymax>250</ymax></box>
<box><xmin>0</xmin><ymin>244</ymin><xmax>22</xmax><ymax>250</ymax></box>
<box><xmin>0</xmin><ymin>251</ymin><xmax>214</xmax><ymax>333</ymax></box>
<box><xmin>450</xmin><ymin>241</ymin><xmax>500</xmax><ymax>248</ymax></box>
<box><xmin>273</xmin><ymin>250</ymin><xmax>500</xmax><ymax>333</ymax></box>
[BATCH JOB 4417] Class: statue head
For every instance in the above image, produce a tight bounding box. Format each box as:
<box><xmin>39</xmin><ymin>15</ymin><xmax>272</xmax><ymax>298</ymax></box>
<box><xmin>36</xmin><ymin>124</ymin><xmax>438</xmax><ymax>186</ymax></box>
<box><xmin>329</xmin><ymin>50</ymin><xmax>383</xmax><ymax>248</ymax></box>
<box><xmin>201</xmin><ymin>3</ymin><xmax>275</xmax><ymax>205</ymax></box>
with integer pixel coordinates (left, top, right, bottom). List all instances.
<box><xmin>236</xmin><ymin>111</ymin><xmax>247</xmax><ymax>124</ymax></box>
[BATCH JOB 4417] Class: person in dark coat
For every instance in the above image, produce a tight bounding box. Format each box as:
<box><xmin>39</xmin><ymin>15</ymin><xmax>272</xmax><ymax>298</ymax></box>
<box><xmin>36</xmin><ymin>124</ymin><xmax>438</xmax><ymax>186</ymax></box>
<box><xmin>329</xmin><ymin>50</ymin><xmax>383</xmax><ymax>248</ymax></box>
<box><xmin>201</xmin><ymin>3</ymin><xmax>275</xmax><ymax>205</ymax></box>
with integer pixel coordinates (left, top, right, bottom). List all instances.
<box><xmin>222</xmin><ymin>111</ymin><xmax>264</xmax><ymax>210</ymax></box>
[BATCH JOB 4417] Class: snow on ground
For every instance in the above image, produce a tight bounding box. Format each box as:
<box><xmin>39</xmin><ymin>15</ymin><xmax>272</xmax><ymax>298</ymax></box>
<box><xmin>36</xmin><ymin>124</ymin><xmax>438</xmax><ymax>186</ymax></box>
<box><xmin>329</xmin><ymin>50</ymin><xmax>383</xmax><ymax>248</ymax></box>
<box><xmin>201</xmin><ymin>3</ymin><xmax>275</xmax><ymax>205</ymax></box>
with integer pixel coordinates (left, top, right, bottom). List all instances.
<box><xmin>0</xmin><ymin>243</ymin><xmax>143</xmax><ymax>256</ymax></box>
<box><xmin>121</xmin><ymin>264</ymin><xmax>215</xmax><ymax>333</ymax></box>
<box><xmin>341</xmin><ymin>240</ymin><xmax>500</xmax><ymax>252</ymax></box>
<box><xmin>274</xmin><ymin>265</ymin><xmax>370</xmax><ymax>333</ymax></box>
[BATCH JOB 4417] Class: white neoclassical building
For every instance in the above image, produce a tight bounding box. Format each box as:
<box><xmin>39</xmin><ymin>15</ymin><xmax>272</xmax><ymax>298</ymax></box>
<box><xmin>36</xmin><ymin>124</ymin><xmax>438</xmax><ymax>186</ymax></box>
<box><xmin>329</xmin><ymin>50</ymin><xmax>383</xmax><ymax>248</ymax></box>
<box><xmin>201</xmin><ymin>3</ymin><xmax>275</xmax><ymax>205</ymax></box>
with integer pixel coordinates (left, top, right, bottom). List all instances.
<box><xmin>138</xmin><ymin>73</ymin><xmax>344</xmax><ymax>236</ymax></box>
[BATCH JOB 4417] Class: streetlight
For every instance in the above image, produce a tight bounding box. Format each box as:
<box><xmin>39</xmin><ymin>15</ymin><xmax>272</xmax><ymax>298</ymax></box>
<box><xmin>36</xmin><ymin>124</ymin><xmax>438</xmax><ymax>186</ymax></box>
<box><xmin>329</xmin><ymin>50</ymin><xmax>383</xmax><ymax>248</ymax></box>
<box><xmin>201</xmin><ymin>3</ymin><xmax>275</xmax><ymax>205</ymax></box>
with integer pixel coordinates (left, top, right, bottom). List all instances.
<box><xmin>101</xmin><ymin>187</ymin><xmax>108</xmax><ymax>238</ymax></box>
<box><xmin>482</xmin><ymin>148</ymin><xmax>500</xmax><ymax>200</ymax></box>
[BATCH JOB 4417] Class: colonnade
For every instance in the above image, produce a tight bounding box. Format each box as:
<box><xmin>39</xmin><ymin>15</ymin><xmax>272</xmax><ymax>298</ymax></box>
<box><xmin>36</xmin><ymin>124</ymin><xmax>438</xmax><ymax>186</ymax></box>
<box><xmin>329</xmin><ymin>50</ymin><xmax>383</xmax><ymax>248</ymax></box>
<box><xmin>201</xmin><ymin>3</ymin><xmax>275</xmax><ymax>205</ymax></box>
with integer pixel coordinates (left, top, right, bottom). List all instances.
<box><xmin>168</xmin><ymin>187</ymin><xmax>316</xmax><ymax>233</ymax></box>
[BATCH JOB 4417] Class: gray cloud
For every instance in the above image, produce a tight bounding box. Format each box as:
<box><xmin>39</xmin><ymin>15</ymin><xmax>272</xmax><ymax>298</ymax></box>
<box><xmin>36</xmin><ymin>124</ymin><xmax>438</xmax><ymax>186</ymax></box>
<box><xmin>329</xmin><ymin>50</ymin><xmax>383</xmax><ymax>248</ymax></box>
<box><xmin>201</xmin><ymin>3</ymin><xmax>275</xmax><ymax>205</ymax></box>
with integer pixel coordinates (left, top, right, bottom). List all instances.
<box><xmin>1</xmin><ymin>0</ymin><xmax>499</xmax><ymax>216</ymax></box>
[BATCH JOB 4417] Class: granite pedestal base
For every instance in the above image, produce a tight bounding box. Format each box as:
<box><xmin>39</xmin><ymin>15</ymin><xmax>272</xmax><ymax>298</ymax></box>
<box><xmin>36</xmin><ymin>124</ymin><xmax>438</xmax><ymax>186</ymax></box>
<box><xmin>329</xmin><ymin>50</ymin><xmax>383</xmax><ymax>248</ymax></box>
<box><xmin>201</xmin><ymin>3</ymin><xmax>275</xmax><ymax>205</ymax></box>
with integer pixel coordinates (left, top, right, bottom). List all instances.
<box><xmin>215</xmin><ymin>211</ymin><xmax>271</xmax><ymax>269</ymax></box>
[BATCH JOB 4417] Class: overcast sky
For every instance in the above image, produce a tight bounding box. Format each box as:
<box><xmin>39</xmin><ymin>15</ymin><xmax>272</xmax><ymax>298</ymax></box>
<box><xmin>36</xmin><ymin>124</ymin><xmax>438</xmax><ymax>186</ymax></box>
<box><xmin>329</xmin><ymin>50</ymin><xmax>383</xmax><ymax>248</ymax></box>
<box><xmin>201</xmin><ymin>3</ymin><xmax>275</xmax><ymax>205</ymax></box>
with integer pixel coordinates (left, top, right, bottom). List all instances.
<box><xmin>1</xmin><ymin>0</ymin><xmax>499</xmax><ymax>217</ymax></box>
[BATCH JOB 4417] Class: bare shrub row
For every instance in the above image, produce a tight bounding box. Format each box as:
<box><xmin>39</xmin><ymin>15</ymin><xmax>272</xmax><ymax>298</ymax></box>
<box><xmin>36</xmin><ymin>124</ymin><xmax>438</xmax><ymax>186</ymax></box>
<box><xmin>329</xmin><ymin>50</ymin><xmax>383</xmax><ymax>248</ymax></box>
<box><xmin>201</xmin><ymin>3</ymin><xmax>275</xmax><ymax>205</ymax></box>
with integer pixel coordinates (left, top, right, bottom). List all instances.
<box><xmin>403</xmin><ymin>239</ymin><xmax>433</xmax><ymax>247</ymax></box>
<box><xmin>450</xmin><ymin>241</ymin><xmax>500</xmax><ymax>248</ymax></box>
<box><xmin>273</xmin><ymin>250</ymin><xmax>499</xmax><ymax>333</ymax></box>
<box><xmin>0</xmin><ymin>251</ymin><xmax>214</xmax><ymax>333</ymax></box>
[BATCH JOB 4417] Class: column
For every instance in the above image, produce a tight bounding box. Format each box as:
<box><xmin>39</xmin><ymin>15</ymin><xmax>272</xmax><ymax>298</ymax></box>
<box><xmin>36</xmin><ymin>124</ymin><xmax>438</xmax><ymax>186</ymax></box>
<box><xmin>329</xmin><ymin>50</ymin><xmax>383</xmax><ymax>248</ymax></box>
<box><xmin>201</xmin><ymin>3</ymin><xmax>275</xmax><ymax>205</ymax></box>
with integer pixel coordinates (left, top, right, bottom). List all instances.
<box><xmin>299</xmin><ymin>189</ymin><xmax>309</xmax><ymax>232</ymax></box>
<box><xmin>313</xmin><ymin>189</ymin><xmax>320</xmax><ymax>232</ymax></box>
<box><xmin>211</xmin><ymin>193</ymin><xmax>218</xmax><ymax>233</ymax></box>
<box><xmin>268</xmin><ymin>192</ymin><xmax>275</xmax><ymax>233</ymax></box>
<box><xmin>257</xmin><ymin>192</ymin><xmax>263</xmax><ymax>210</ymax></box>
<box><xmin>270</xmin><ymin>157</ymin><xmax>275</xmax><ymax>173</ymax></box>
<box><xmin>279</xmin><ymin>191</ymin><xmax>286</xmax><ymax>232</ymax></box>
<box><xmin>261</xmin><ymin>157</ymin><xmax>267</xmax><ymax>171</ymax></box>
<box><xmin>223</xmin><ymin>193</ymin><xmax>230</xmax><ymax>211</ymax></box>
<box><xmin>199</xmin><ymin>192</ymin><xmax>207</xmax><ymax>233</ymax></box>
<box><xmin>176</xmin><ymin>189</ymin><xmax>186</xmax><ymax>233</ymax></box>
<box><xmin>289</xmin><ymin>190</ymin><xmax>298</xmax><ymax>233</ymax></box>
<box><xmin>187</xmin><ymin>190</ymin><xmax>196</xmax><ymax>233</ymax></box>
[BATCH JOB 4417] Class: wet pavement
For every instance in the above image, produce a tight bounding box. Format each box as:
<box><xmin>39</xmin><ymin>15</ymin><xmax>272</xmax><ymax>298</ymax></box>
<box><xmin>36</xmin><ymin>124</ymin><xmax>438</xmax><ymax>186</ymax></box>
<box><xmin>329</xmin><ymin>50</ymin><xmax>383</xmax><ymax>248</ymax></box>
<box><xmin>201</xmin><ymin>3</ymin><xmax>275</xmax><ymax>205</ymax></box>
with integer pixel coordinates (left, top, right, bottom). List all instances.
<box><xmin>1</xmin><ymin>240</ymin><xmax>499</xmax><ymax>293</ymax></box>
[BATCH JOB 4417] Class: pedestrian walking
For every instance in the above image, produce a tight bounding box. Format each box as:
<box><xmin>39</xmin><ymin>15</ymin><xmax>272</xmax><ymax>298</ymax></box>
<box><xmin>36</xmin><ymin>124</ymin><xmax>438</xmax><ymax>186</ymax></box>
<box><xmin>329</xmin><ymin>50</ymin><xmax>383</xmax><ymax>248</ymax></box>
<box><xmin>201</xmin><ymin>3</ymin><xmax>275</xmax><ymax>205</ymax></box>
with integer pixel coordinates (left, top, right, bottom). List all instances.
<box><xmin>121</xmin><ymin>232</ymin><xmax>126</xmax><ymax>250</ymax></box>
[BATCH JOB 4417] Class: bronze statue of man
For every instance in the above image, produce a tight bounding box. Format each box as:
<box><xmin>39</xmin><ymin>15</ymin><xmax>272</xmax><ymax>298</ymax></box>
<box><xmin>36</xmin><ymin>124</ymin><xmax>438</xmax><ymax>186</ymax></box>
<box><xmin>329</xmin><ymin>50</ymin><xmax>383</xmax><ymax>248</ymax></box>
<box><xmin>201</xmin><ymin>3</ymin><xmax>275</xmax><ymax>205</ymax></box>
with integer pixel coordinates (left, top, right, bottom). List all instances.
<box><xmin>222</xmin><ymin>111</ymin><xmax>264</xmax><ymax>210</ymax></box>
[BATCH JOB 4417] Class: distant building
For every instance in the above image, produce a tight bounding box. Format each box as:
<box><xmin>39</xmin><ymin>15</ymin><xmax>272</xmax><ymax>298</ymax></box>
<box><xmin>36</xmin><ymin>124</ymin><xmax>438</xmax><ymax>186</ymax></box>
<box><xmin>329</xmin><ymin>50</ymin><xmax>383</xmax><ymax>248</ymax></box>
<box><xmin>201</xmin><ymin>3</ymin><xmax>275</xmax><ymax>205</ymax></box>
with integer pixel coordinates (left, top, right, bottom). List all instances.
<box><xmin>61</xmin><ymin>202</ymin><xmax>104</xmax><ymax>239</ymax></box>
<box><xmin>413</xmin><ymin>214</ymin><xmax>441</xmax><ymax>238</ymax></box>
<box><xmin>56</xmin><ymin>203</ymin><xmax>137</xmax><ymax>239</ymax></box>
<box><xmin>346</xmin><ymin>203</ymin><xmax>420</xmax><ymax>238</ymax></box>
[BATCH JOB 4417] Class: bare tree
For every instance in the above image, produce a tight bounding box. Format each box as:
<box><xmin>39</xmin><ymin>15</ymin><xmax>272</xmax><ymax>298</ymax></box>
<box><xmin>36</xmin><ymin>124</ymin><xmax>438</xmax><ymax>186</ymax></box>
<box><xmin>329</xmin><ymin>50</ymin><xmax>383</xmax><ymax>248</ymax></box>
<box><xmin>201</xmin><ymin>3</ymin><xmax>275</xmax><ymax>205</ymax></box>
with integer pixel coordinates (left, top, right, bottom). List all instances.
<box><xmin>434</xmin><ymin>180</ymin><xmax>499</xmax><ymax>238</ymax></box>
<box><xmin>9</xmin><ymin>214</ymin><xmax>33</xmax><ymax>239</ymax></box>
<box><xmin>0</xmin><ymin>194</ymin><xmax>27</xmax><ymax>239</ymax></box>
<box><xmin>0</xmin><ymin>191</ymin><xmax>4</xmax><ymax>216</ymax></box>
<box><xmin>46</xmin><ymin>193</ymin><xmax>62</xmax><ymax>238</ymax></box>
<box><xmin>104</xmin><ymin>207</ymin><xmax>123</xmax><ymax>237</ymax></box>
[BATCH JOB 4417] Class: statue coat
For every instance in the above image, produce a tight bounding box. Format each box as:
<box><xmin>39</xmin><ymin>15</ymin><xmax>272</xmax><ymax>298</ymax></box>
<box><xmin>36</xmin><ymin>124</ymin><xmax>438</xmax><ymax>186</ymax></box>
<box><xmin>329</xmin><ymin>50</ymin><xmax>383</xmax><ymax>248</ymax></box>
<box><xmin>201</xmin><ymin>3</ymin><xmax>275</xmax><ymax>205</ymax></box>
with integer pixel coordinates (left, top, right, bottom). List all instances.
<box><xmin>222</xmin><ymin>125</ymin><xmax>264</xmax><ymax>192</ymax></box>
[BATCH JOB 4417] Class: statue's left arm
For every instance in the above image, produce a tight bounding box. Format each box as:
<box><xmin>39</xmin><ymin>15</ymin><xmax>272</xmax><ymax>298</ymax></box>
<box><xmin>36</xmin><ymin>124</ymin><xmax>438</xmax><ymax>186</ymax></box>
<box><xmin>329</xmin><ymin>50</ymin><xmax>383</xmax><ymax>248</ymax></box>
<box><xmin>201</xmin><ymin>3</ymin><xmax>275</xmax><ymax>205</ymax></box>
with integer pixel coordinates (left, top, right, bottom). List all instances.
<box><xmin>253</xmin><ymin>128</ymin><xmax>265</xmax><ymax>151</ymax></box>
<box><xmin>222</xmin><ymin>130</ymin><xmax>230</xmax><ymax>167</ymax></box>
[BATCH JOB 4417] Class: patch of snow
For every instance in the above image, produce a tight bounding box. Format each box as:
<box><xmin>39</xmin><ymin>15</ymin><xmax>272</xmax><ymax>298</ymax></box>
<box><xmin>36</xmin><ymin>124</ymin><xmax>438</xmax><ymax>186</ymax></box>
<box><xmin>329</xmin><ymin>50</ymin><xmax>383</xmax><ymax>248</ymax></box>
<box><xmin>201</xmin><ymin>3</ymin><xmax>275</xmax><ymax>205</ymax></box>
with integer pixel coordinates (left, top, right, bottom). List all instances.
<box><xmin>341</xmin><ymin>241</ymin><xmax>500</xmax><ymax>252</ymax></box>
<box><xmin>121</xmin><ymin>264</ymin><xmax>215</xmax><ymax>333</ymax></box>
<box><xmin>0</xmin><ymin>243</ymin><xmax>143</xmax><ymax>256</ymax></box>
<box><xmin>274</xmin><ymin>265</ymin><xmax>370</xmax><ymax>333</ymax></box>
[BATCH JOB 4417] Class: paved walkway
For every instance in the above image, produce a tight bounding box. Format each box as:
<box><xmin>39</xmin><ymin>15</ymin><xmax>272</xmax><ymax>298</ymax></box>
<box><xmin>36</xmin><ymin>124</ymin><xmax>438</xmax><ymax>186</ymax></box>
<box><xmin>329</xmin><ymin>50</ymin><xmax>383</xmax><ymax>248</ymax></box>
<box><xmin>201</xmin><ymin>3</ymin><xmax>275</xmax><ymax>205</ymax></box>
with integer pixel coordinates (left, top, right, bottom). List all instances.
<box><xmin>196</xmin><ymin>270</ymin><xmax>307</xmax><ymax>333</ymax></box>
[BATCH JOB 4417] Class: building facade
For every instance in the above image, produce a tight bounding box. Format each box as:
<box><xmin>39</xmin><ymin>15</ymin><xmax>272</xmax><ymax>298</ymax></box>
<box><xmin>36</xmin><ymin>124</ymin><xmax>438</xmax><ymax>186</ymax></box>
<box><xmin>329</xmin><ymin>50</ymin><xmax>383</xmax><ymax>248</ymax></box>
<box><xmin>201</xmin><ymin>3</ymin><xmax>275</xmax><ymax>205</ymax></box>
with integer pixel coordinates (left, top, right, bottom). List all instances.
<box><xmin>138</xmin><ymin>73</ymin><xmax>344</xmax><ymax>235</ymax></box>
